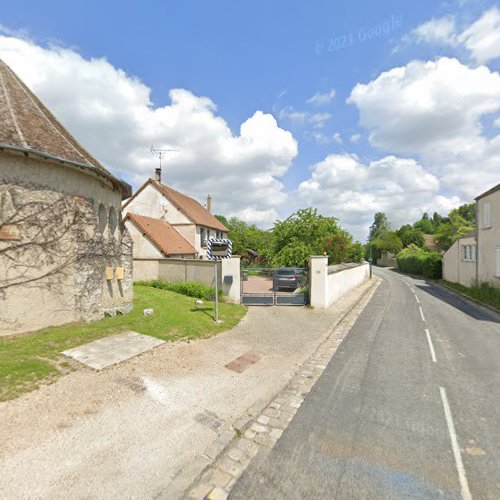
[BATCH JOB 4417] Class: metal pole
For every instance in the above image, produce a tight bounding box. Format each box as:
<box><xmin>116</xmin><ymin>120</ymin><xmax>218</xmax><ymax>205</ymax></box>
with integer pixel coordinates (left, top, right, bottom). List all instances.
<box><xmin>214</xmin><ymin>259</ymin><xmax>219</xmax><ymax>322</ymax></box>
<box><xmin>369</xmin><ymin>239</ymin><xmax>373</xmax><ymax>279</ymax></box>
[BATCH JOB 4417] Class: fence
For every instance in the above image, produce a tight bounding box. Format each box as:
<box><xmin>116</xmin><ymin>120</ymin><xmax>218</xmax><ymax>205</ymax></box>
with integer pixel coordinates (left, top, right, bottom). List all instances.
<box><xmin>310</xmin><ymin>256</ymin><xmax>370</xmax><ymax>308</ymax></box>
<box><xmin>132</xmin><ymin>257</ymin><xmax>241</xmax><ymax>304</ymax></box>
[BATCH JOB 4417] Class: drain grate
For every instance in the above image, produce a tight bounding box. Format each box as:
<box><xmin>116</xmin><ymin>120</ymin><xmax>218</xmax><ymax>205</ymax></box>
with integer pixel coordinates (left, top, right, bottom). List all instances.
<box><xmin>225</xmin><ymin>351</ymin><xmax>261</xmax><ymax>373</ymax></box>
<box><xmin>193</xmin><ymin>410</ymin><xmax>223</xmax><ymax>432</ymax></box>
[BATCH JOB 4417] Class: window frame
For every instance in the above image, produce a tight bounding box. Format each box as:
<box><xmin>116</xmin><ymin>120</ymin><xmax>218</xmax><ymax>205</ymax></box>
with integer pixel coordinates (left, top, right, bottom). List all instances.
<box><xmin>482</xmin><ymin>201</ymin><xmax>492</xmax><ymax>229</ymax></box>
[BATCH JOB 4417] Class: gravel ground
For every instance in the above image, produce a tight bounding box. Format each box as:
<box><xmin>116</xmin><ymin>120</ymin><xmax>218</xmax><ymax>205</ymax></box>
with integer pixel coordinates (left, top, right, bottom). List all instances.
<box><xmin>0</xmin><ymin>279</ymin><xmax>375</xmax><ymax>499</ymax></box>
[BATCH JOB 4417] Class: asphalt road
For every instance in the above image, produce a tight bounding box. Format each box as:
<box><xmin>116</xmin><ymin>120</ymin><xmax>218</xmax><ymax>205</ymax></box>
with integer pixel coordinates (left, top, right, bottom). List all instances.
<box><xmin>231</xmin><ymin>268</ymin><xmax>500</xmax><ymax>499</ymax></box>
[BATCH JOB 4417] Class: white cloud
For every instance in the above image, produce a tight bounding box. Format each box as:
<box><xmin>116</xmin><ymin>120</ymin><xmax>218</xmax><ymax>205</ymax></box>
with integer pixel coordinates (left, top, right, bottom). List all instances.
<box><xmin>279</xmin><ymin>106</ymin><xmax>331</xmax><ymax>129</ymax></box>
<box><xmin>348</xmin><ymin>57</ymin><xmax>500</xmax><ymax>199</ymax></box>
<box><xmin>350</xmin><ymin>133</ymin><xmax>361</xmax><ymax>143</ymax></box>
<box><xmin>411</xmin><ymin>16</ymin><xmax>457</xmax><ymax>46</ymax></box>
<box><xmin>494</xmin><ymin>116</ymin><xmax>500</xmax><ymax>128</ymax></box>
<box><xmin>458</xmin><ymin>7</ymin><xmax>500</xmax><ymax>63</ymax></box>
<box><xmin>307</xmin><ymin>131</ymin><xmax>343</xmax><ymax>145</ymax></box>
<box><xmin>306</xmin><ymin>88</ymin><xmax>336</xmax><ymax>106</ymax></box>
<box><xmin>332</xmin><ymin>132</ymin><xmax>342</xmax><ymax>144</ymax></box>
<box><xmin>298</xmin><ymin>154</ymin><xmax>457</xmax><ymax>240</ymax></box>
<box><xmin>0</xmin><ymin>35</ymin><xmax>298</xmax><ymax>227</ymax></box>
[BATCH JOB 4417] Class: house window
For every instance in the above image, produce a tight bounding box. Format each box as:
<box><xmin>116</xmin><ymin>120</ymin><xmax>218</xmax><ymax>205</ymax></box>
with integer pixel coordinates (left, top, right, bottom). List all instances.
<box><xmin>462</xmin><ymin>244</ymin><xmax>476</xmax><ymax>261</ymax></box>
<box><xmin>207</xmin><ymin>229</ymin><xmax>211</xmax><ymax>241</ymax></box>
<box><xmin>482</xmin><ymin>201</ymin><xmax>492</xmax><ymax>228</ymax></box>
<box><xmin>201</xmin><ymin>228</ymin><xmax>206</xmax><ymax>247</ymax></box>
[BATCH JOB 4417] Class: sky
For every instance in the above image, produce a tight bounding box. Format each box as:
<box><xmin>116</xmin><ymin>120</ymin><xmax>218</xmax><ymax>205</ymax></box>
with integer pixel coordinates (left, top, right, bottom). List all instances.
<box><xmin>1</xmin><ymin>0</ymin><xmax>500</xmax><ymax>240</ymax></box>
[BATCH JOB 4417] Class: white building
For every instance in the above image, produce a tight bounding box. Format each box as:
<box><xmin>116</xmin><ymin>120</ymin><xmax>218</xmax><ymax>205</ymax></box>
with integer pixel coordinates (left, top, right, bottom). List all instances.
<box><xmin>122</xmin><ymin>171</ymin><xmax>229</xmax><ymax>261</ymax></box>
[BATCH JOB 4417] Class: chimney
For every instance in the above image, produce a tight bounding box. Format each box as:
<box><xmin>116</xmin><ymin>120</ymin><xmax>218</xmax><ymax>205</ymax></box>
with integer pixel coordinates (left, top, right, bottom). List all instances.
<box><xmin>207</xmin><ymin>194</ymin><xmax>212</xmax><ymax>213</ymax></box>
<box><xmin>155</xmin><ymin>168</ymin><xmax>161</xmax><ymax>183</ymax></box>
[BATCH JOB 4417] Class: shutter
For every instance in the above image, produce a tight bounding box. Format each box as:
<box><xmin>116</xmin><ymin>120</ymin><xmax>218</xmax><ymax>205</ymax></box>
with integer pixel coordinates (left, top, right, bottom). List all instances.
<box><xmin>483</xmin><ymin>202</ymin><xmax>491</xmax><ymax>228</ymax></box>
<box><xmin>496</xmin><ymin>247</ymin><xmax>500</xmax><ymax>276</ymax></box>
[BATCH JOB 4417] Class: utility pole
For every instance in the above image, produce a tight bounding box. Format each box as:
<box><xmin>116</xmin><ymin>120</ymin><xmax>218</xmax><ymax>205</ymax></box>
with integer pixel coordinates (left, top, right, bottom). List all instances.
<box><xmin>368</xmin><ymin>224</ymin><xmax>374</xmax><ymax>278</ymax></box>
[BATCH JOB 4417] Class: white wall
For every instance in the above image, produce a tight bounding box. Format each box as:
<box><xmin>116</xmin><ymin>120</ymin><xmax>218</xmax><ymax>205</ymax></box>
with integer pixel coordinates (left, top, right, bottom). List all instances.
<box><xmin>443</xmin><ymin>235</ymin><xmax>477</xmax><ymax>287</ymax></box>
<box><xmin>124</xmin><ymin>183</ymin><xmax>191</xmax><ymax>224</ymax></box>
<box><xmin>478</xmin><ymin>190</ymin><xmax>500</xmax><ymax>287</ymax></box>
<box><xmin>125</xmin><ymin>220</ymin><xmax>164</xmax><ymax>259</ymax></box>
<box><xmin>310</xmin><ymin>256</ymin><xmax>369</xmax><ymax>309</ymax></box>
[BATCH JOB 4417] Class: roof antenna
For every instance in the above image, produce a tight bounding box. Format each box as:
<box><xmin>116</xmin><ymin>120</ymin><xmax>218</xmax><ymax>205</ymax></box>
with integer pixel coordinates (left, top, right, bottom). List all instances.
<box><xmin>150</xmin><ymin>145</ymin><xmax>179</xmax><ymax>183</ymax></box>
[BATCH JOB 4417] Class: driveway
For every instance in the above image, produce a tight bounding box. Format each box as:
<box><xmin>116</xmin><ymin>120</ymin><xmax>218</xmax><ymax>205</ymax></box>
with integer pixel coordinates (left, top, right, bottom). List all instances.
<box><xmin>0</xmin><ymin>279</ymin><xmax>374</xmax><ymax>499</ymax></box>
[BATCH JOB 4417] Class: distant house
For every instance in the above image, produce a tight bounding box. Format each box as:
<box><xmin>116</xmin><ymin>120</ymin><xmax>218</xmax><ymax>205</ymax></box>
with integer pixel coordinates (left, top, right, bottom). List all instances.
<box><xmin>443</xmin><ymin>181</ymin><xmax>500</xmax><ymax>288</ymax></box>
<box><xmin>442</xmin><ymin>231</ymin><xmax>477</xmax><ymax>286</ymax></box>
<box><xmin>122</xmin><ymin>170</ymin><xmax>229</xmax><ymax>263</ymax></box>
<box><xmin>0</xmin><ymin>58</ymin><xmax>133</xmax><ymax>336</ymax></box>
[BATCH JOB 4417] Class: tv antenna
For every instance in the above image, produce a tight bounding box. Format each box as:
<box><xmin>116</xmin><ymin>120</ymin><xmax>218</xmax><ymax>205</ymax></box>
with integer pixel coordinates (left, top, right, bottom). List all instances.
<box><xmin>150</xmin><ymin>145</ymin><xmax>179</xmax><ymax>169</ymax></box>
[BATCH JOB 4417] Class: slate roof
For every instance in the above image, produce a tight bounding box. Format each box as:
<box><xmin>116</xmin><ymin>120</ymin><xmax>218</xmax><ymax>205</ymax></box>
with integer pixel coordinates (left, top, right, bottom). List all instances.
<box><xmin>0</xmin><ymin>58</ymin><xmax>131</xmax><ymax>197</ymax></box>
<box><xmin>125</xmin><ymin>212</ymin><xmax>197</xmax><ymax>256</ymax></box>
<box><xmin>123</xmin><ymin>178</ymin><xmax>229</xmax><ymax>232</ymax></box>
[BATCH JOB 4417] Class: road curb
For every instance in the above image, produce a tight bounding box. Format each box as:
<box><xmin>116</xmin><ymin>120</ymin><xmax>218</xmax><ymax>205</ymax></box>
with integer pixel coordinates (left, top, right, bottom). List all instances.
<box><xmin>184</xmin><ymin>277</ymin><xmax>382</xmax><ymax>499</ymax></box>
<box><xmin>432</xmin><ymin>281</ymin><xmax>500</xmax><ymax>319</ymax></box>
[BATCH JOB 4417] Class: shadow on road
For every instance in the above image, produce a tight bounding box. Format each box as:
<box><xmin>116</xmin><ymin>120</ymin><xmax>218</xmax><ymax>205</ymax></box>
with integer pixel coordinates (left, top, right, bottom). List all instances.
<box><xmin>381</xmin><ymin>267</ymin><xmax>500</xmax><ymax>324</ymax></box>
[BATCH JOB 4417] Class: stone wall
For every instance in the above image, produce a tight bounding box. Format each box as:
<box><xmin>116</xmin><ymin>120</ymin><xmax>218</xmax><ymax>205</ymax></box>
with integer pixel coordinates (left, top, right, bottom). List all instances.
<box><xmin>0</xmin><ymin>151</ymin><xmax>133</xmax><ymax>336</ymax></box>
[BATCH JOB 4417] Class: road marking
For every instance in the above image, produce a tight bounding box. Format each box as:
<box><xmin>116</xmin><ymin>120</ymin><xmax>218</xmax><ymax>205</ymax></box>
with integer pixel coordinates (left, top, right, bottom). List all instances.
<box><xmin>439</xmin><ymin>387</ymin><xmax>472</xmax><ymax>500</ymax></box>
<box><xmin>415</xmin><ymin>295</ymin><xmax>420</xmax><ymax>304</ymax></box>
<box><xmin>419</xmin><ymin>306</ymin><xmax>426</xmax><ymax>322</ymax></box>
<box><xmin>410</xmin><ymin>287</ymin><xmax>415</xmax><ymax>293</ymax></box>
<box><xmin>425</xmin><ymin>328</ymin><xmax>437</xmax><ymax>363</ymax></box>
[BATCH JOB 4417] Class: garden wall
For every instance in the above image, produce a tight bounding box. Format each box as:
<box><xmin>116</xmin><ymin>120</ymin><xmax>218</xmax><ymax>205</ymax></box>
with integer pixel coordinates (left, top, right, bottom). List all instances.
<box><xmin>310</xmin><ymin>256</ymin><xmax>369</xmax><ymax>309</ymax></box>
<box><xmin>133</xmin><ymin>257</ymin><xmax>241</xmax><ymax>304</ymax></box>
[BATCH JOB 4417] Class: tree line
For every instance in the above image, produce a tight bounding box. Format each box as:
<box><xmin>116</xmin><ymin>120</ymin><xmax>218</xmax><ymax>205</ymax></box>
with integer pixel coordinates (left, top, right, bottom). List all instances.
<box><xmin>216</xmin><ymin>208</ymin><xmax>364</xmax><ymax>268</ymax></box>
<box><xmin>368</xmin><ymin>203</ymin><xmax>476</xmax><ymax>258</ymax></box>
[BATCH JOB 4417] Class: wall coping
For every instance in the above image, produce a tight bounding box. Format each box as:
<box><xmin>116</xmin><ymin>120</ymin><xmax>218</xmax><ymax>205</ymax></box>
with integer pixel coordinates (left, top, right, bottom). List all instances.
<box><xmin>328</xmin><ymin>261</ymin><xmax>368</xmax><ymax>275</ymax></box>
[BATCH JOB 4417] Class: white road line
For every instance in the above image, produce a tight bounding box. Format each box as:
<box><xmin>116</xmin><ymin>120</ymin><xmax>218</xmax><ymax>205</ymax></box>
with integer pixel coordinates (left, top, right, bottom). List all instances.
<box><xmin>419</xmin><ymin>306</ymin><xmax>426</xmax><ymax>322</ymax></box>
<box><xmin>415</xmin><ymin>295</ymin><xmax>420</xmax><ymax>304</ymax></box>
<box><xmin>439</xmin><ymin>387</ymin><xmax>472</xmax><ymax>500</ymax></box>
<box><xmin>425</xmin><ymin>328</ymin><xmax>437</xmax><ymax>363</ymax></box>
<box><xmin>410</xmin><ymin>287</ymin><xmax>415</xmax><ymax>293</ymax></box>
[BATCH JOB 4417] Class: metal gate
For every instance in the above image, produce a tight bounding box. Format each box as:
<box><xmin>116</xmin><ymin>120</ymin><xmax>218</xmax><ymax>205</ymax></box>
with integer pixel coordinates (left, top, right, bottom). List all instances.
<box><xmin>241</xmin><ymin>267</ymin><xmax>309</xmax><ymax>306</ymax></box>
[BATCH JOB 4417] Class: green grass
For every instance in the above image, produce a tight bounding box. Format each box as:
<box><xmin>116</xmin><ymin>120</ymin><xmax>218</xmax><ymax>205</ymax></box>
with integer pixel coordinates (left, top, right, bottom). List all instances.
<box><xmin>0</xmin><ymin>284</ymin><xmax>247</xmax><ymax>402</ymax></box>
<box><xmin>442</xmin><ymin>281</ymin><xmax>500</xmax><ymax>311</ymax></box>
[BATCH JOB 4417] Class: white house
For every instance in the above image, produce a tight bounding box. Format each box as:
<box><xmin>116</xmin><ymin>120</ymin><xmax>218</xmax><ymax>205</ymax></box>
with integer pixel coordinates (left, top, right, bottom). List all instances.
<box><xmin>122</xmin><ymin>170</ymin><xmax>229</xmax><ymax>261</ymax></box>
<box><xmin>443</xmin><ymin>181</ymin><xmax>500</xmax><ymax>288</ymax></box>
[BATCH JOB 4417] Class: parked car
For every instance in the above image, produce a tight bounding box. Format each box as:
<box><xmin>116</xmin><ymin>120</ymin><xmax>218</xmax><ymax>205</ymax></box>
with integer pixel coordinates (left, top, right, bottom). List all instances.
<box><xmin>275</xmin><ymin>267</ymin><xmax>306</xmax><ymax>291</ymax></box>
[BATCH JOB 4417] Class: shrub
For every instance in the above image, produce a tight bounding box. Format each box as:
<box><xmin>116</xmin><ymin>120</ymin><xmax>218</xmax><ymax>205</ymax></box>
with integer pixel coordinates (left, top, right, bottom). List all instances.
<box><xmin>396</xmin><ymin>244</ymin><xmax>442</xmax><ymax>279</ymax></box>
<box><xmin>444</xmin><ymin>281</ymin><xmax>500</xmax><ymax>310</ymax></box>
<box><xmin>136</xmin><ymin>280</ymin><xmax>218</xmax><ymax>300</ymax></box>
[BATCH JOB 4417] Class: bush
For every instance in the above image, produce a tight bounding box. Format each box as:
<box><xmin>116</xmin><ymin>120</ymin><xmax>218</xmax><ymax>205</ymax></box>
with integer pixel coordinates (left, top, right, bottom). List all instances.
<box><xmin>396</xmin><ymin>244</ymin><xmax>442</xmax><ymax>279</ymax></box>
<box><xmin>136</xmin><ymin>280</ymin><xmax>218</xmax><ymax>300</ymax></box>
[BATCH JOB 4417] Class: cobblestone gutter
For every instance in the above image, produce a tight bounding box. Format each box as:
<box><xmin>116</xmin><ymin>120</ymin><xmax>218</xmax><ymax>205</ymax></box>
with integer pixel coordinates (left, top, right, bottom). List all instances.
<box><xmin>186</xmin><ymin>277</ymin><xmax>382</xmax><ymax>500</ymax></box>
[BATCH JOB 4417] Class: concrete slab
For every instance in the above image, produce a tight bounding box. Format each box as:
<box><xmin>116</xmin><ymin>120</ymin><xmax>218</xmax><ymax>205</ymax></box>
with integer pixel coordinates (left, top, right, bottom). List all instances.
<box><xmin>62</xmin><ymin>331</ymin><xmax>164</xmax><ymax>370</ymax></box>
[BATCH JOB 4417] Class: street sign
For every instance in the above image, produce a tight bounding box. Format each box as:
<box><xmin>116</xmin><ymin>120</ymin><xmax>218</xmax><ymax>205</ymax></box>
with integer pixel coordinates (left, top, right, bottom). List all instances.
<box><xmin>207</xmin><ymin>238</ymin><xmax>232</xmax><ymax>323</ymax></box>
<box><xmin>207</xmin><ymin>238</ymin><xmax>232</xmax><ymax>260</ymax></box>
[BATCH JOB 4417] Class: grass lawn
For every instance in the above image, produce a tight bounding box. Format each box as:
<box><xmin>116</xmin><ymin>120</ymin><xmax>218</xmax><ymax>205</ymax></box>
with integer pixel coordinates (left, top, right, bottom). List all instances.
<box><xmin>0</xmin><ymin>284</ymin><xmax>247</xmax><ymax>402</ymax></box>
<box><xmin>441</xmin><ymin>280</ymin><xmax>500</xmax><ymax>311</ymax></box>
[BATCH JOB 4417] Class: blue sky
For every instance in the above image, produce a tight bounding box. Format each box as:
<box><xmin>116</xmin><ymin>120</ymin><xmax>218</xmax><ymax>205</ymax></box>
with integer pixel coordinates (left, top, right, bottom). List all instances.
<box><xmin>1</xmin><ymin>0</ymin><xmax>500</xmax><ymax>239</ymax></box>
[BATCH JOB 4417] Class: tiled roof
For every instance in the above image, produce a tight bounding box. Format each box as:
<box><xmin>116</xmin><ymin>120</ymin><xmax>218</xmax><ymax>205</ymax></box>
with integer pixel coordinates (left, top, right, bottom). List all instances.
<box><xmin>123</xmin><ymin>179</ymin><xmax>229</xmax><ymax>232</ymax></box>
<box><xmin>0</xmin><ymin>58</ymin><xmax>130</xmax><ymax>197</ymax></box>
<box><xmin>125</xmin><ymin>212</ymin><xmax>197</xmax><ymax>256</ymax></box>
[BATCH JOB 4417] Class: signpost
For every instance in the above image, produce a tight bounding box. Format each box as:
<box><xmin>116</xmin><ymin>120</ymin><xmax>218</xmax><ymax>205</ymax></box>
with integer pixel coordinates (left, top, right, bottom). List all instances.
<box><xmin>207</xmin><ymin>238</ymin><xmax>232</xmax><ymax>322</ymax></box>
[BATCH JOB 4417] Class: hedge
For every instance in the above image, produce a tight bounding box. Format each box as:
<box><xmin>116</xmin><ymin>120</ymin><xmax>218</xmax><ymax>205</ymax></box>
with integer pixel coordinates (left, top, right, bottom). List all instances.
<box><xmin>396</xmin><ymin>244</ymin><xmax>442</xmax><ymax>279</ymax></box>
<box><xmin>135</xmin><ymin>280</ymin><xmax>218</xmax><ymax>300</ymax></box>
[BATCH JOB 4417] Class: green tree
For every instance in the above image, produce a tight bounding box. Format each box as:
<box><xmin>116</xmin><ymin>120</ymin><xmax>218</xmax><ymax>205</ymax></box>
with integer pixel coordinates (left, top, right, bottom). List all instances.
<box><xmin>372</xmin><ymin>230</ymin><xmax>403</xmax><ymax>254</ymax></box>
<box><xmin>269</xmin><ymin>208</ymin><xmax>345</xmax><ymax>267</ymax></box>
<box><xmin>413</xmin><ymin>214</ymin><xmax>435</xmax><ymax>234</ymax></box>
<box><xmin>451</xmin><ymin>203</ymin><xmax>476</xmax><ymax>226</ymax></box>
<box><xmin>434</xmin><ymin>212</ymin><xmax>474</xmax><ymax>251</ymax></box>
<box><xmin>369</xmin><ymin>212</ymin><xmax>390</xmax><ymax>240</ymax></box>
<box><xmin>323</xmin><ymin>232</ymin><xmax>353</xmax><ymax>265</ymax></box>
<box><xmin>397</xmin><ymin>227</ymin><xmax>425</xmax><ymax>248</ymax></box>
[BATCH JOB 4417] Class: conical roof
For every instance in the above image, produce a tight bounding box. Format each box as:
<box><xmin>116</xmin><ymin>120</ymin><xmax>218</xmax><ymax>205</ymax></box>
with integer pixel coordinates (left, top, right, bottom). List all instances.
<box><xmin>0</xmin><ymin>58</ymin><xmax>130</xmax><ymax>197</ymax></box>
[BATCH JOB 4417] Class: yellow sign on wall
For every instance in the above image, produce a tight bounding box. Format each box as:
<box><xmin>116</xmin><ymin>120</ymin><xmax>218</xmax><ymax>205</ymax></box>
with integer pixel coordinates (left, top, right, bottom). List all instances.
<box><xmin>115</xmin><ymin>267</ymin><xmax>125</xmax><ymax>280</ymax></box>
<box><xmin>105</xmin><ymin>267</ymin><xmax>114</xmax><ymax>280</ymax></box>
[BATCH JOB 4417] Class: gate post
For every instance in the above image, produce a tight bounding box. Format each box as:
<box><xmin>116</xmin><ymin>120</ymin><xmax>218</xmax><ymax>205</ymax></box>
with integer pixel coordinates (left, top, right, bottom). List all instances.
<box><xmin>220</xmin><ymin>256</ymin><xmax>241</xmax><ymax>304</ymax></box>
<box><xmin>310</xmin><ymin>256</ymin><xmax>328</xmax><ymax>309</ymax></box>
